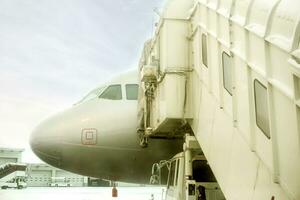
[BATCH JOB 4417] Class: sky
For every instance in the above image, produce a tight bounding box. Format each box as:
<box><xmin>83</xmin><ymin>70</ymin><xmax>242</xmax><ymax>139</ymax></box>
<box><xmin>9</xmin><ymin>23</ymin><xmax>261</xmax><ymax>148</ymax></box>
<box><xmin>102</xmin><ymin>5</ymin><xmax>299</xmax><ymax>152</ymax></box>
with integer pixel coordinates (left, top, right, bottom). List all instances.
<box><xmin>0</xmin><ymin>0</ymin><xmax>163</xmax><ymax>163</ymax></box>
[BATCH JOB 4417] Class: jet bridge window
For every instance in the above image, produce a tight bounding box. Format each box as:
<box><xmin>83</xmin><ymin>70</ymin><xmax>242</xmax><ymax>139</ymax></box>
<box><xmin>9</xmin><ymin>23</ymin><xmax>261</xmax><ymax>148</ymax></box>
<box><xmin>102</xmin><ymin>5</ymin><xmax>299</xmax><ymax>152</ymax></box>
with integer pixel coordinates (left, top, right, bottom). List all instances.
<box><xmin>99</xmin><ymin>85</ymin><xmax>122</xmax><ymax>100</ymax></box>
<box><xmin>125</xmin><ymin>84</ymin><xmax>138</xmax><ymax>100</ymax></box>
<box><xmin>222</xmin><ymin>52</ymin><xmax>233</xmax><ymax>95</ymax></box>
<box><xmin>254</xmin><ymin>80</ymin><xmax>270</xmax><ymax>139</ymax></box>
<box><xmin>202</xmin><ymin>34</ymin><xmax>208</xmax><ymax>68</ymax></box>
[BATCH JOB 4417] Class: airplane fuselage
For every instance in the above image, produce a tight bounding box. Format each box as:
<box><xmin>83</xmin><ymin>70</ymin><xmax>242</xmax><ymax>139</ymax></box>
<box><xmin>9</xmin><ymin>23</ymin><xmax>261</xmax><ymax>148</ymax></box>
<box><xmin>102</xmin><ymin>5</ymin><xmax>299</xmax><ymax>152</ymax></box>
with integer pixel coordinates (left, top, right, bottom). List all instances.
<box><xmin>30</xmin><ymin>70</ymin><xmax>182</xmax><ymax>184</ymax></box>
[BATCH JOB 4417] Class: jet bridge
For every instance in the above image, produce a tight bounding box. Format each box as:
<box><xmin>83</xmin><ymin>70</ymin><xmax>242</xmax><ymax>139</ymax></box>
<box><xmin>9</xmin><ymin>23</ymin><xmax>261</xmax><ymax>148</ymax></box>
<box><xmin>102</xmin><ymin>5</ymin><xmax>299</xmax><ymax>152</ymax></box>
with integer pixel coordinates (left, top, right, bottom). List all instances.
<box><xmin>138</xmin><ymin>0</ymin><xmax>300</xmax><ymax>199</ymax></box>
<box><xmin>137</xmin><ymin>0</ymin><xmax>194</xmax><ymax>143</ymax></box>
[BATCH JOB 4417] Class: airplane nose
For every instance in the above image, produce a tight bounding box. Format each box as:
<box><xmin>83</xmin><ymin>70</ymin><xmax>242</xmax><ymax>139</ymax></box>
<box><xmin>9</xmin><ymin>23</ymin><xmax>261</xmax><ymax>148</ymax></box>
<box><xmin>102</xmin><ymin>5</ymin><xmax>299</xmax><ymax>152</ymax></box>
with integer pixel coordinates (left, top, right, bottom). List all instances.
<box><xmin>30</xmin><ymin>119</ymin><xmax>63</xmax><ymax>167</ymax></box>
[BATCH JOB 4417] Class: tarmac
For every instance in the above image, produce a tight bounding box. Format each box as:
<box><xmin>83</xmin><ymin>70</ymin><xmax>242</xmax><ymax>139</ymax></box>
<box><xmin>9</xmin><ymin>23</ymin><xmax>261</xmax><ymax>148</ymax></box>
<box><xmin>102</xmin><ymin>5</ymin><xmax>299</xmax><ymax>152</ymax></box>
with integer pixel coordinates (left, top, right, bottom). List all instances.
<box><xmin>0</xmin><ymin>187</ymin><xmax>164</xmax><ymax>200</ymax></box>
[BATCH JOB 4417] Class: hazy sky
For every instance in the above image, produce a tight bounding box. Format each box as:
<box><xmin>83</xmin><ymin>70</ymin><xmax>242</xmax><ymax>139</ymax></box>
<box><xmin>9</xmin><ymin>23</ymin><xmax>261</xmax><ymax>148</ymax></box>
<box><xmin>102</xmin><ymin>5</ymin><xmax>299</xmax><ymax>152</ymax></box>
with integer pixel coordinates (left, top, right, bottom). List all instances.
<box><xmin>0</xmin><ymin>0</ymin><xmax>163</xmax><ymax>162</ymax></box>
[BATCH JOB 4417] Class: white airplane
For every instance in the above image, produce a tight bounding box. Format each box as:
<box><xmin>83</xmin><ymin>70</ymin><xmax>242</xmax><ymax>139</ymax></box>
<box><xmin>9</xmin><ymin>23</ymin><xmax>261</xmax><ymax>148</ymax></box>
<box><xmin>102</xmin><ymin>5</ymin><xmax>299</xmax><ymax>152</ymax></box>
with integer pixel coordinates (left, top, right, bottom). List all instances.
<box><xmin>30</xmin><ymin>70</ymin><xmax>182</xmax><ymax>184</ymax></box>
<box><xmin>32</xmin><ymin>0</ymin><xmax>300</xmax><ymax>198</ymax></box>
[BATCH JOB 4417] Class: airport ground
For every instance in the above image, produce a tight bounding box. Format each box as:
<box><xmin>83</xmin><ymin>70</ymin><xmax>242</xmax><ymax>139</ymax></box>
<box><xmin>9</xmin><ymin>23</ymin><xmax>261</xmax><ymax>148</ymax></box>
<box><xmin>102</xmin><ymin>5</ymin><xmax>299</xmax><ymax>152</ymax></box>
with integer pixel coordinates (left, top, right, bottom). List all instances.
<box><xmin>0</xmin><ymin>187</ymin><xmax>164</xmax><ymax>200</ymax></box>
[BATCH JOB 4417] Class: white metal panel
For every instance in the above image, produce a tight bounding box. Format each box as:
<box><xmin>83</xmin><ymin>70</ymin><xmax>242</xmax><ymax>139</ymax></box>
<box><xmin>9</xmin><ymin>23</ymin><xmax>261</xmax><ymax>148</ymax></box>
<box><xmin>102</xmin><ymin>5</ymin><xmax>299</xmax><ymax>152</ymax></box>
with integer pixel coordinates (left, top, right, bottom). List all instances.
<box><xmin>192</xmin><ymin>31</ymin><xmax>201</xmax><ymax>71</ymax></box>
<box><xmin>246</xmin><ymin>0</ymin><xmax>279</xmax><ymax>37</ymax></box>
<box><xmin>224</xmin><ymin>129</ymin><xmax>259</xmax><ymax>200</ymax></box>
<box><xmin>160</xmin><ymin>22</ymin><xmax>167</xmax><ymax>72</ymax></box>
<box><xmin>209</xmin><ymin>107</ymin><xmax>234</xmax><ymax>193</ymax></box>
<box><xmin>272</xmin><ymin>88</ymin><xmax>300</xmax><ymax>199</ymax></box>
<box><xmin>190</xmin><ymin>4</ymin><xmax>200</xmax><ymax>32</ymax></box>
<box><xmin>199</xmin><ymin>0</ymin><xmax>208</xmax><ymax>4</ymax></box>
<box><xmin>190</xmin><ymin>69</ymin><xmax>201</xmax><ymax>130</ymax></box>
<box><xmin>207</xmin><ymin>0</ymin><xmax>218</xmax><ymax>9</ymax></box>
<box><xmin>199</xmin><ymin>3</ymin><xmax>208</xmax><ymax>28</ymax></box>
<box><xmin>161</xmin><ymin>20</ymin><xmax>189</xmax><ymax>71</ymax></box>
<box><xmin>208</xmin><ymin>35</ymin><xmax>220</xmax><ymax>99</ymax></box>
<box><xmin>291</xmin><ymin>42</ymin><xmax>300</xmax><ymax>63</ymax></box>
<box><xmin>231</xmin><ymin>0</ymin><xmax>252</xmax><ymax>26</ymax></box>
<box><xmin>195</xmin><ymin>85</ymin><xmax>216</xmax><ymax>157</ymax></box>
<box><xmin>268</xmin><ymin>46</ymin><xmax>294</xmax><ymax>98</ymax></box>
<box><xmin>297</xmin><ymin>106</ymin><xmax>300</xmax><ymax>153</ymax></box>
<box><xmin>165</xmin><ymin>75</ymin><xmax>186</xmax><ymax>118</ymax></box>
<box><xmin>247</xmin><ymin>33</ymin><xmax>266</xmax><ymax>75</ymax></box>
<box><xmin>266</xmin><ymin>0</ymin><xmax>300</xmax><ymax>51</ymax></box>
<box><xmin>234</xmin><ymin>57</ymin><xmax>251</xmax><ymax>143</ymax></box>
<box><xmin>217</xmin><ymin>0</ymin><xmax>232</xmax><ymax>18</ymax></box>
<box><xmin>231</xmin><ymin>23</ymin><xmax>247</xmax><ymax>60</ymax></box>
<box><xmin>217</xmin><ymin>16</ymin><xmax>230</xmax><ymax>47</ymax></box>
<box><xmin>207</xmin><ymin>8</ymin><xmax>218</xmax><ymax>37</ymax></box>
<box><xmin>163</xmin><ymin>0</ymin><xmax>194</xmax><ymax>19</ymax></box>
<box><xmin>296</xmin><ymin>75</ymin><xmax>300</xmax><ymax>101</ymax></box>
<box><xmin>252</xmin><ymin>162</ymin><xmax>289</xmax><ymax>200</ymax></box>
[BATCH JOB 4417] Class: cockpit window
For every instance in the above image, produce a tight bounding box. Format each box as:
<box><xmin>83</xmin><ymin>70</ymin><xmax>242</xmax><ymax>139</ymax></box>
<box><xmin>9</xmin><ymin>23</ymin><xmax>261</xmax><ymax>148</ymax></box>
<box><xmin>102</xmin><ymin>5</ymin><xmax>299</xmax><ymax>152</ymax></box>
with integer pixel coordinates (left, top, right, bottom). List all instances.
<box><xmin>99</xmin><ymin>84</ymin><xmax>122</xmax><ymax>100</ymax></box>
<box><xmin>125</xmin><ymin>84</ymin><xmax>138</xmax><ymax>100</ymax></box>
<box><xmin>77</xmin><ymin>86</ymin><xmax>105</xmax><ymax>104</ymax></box>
